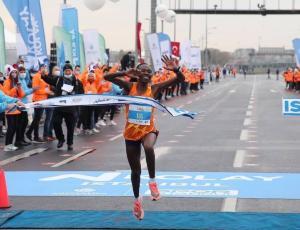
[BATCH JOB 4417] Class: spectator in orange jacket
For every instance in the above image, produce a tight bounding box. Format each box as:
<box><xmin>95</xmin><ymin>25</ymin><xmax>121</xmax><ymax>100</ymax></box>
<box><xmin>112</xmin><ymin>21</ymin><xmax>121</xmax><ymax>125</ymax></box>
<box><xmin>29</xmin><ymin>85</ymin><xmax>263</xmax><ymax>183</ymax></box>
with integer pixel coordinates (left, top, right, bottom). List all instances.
<box><xmin>26</xmin><ymin>64</ymin><xmax>54</xmax><ymax>143</ymax></box>
<box><xmin>3</xmin><ymin>67</ymin><xmax>26</xmax><ymax>151</ymax></box>
<box><xmin>82</xmin><ymin>69</ymin><xmax>100</xmax><ymax>134</ymax></box>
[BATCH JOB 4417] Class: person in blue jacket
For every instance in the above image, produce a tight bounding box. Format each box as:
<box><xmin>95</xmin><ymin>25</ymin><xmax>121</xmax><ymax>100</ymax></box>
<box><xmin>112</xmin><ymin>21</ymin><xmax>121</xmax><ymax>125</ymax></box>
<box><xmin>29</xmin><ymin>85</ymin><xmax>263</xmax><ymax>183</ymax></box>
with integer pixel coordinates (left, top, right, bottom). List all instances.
<box><xmin>0</xmin><ymin>90</ymin><xmax>19</xmax><ymax>114</ymax></box>
<box><xmin>18</xmin><ymin>65</ymin><xmax>39</xmax><ymax>146</ymax></box>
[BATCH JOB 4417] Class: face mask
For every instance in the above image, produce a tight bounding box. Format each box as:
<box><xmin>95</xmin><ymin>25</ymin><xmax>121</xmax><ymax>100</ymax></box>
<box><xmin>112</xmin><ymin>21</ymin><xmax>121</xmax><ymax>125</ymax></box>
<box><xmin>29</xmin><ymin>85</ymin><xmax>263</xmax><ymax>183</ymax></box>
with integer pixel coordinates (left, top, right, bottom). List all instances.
<box><xmin>54</xmin><ymin>71</ymin><xmax>60</xmax><ymax>76</ymax></box>
<box><xmin>0</xmin><ymin>76</ymin><xmax>3</xmax><ymax>81</ymax></box>
<box><xmin>19</xmin><ymin>73</ymin><xmax>26</xmax><ymax>79</ymax></box>
<box><xmin>64</xmin><ymin>74</ymin><xmax>72</xmax><ymax>79</ymax></box>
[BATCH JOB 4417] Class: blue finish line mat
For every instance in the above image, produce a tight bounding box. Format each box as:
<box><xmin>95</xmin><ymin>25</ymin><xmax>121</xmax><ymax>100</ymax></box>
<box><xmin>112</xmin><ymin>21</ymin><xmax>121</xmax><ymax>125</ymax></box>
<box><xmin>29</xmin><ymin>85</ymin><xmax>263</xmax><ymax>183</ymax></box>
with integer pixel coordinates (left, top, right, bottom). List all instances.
<box><xmin>1</xmin><ymin>211</ymin><xmax>300</xmax><ymax>229</ymax></box>
<box><xmin>6</xmin><ymin>171</ymin><xmax>300</xmax><ymax>199</ymax></box>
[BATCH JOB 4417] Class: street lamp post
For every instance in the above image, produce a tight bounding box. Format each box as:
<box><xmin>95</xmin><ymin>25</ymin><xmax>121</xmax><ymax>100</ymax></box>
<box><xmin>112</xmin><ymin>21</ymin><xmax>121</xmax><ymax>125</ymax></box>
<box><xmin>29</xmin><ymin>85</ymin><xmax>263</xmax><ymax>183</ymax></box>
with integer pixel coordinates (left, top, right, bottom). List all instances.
<box><xmin>135</xmin><ymin>0</ymin><xmax>139</xmax><ymax>63</ymax></box>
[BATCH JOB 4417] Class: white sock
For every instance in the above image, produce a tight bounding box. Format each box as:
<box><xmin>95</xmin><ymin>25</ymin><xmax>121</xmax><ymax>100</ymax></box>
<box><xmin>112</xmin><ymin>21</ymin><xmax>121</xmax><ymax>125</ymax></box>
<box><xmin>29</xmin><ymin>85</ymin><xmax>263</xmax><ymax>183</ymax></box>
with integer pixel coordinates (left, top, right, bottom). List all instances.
<box><xmin>149</xmin><ymin>178</ymin><xmax>156</xmax><ymax>183</ymax></box>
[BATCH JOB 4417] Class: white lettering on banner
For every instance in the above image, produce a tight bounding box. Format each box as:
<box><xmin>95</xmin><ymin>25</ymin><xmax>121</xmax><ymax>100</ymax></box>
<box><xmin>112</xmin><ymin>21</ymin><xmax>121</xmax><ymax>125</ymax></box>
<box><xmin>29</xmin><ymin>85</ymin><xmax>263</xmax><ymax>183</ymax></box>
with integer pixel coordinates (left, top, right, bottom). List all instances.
<box><xmin>19</xmin><ymin>6</ymin><xmax>43</xmax><ymax>57</ymax></box>
<box><xmin>253</xmin><ymin>176</ymin><xmax>282</xmax><ymax>182</ymax></box>
<box><xmin>40</xmin><ymin>172</ymin><xmax>121</xmax><ymax>182</ymax></box>
<box><xmin>157</xmin><ymin>189</ymin><xmax>239</xmax><ymax>197</ymax></box>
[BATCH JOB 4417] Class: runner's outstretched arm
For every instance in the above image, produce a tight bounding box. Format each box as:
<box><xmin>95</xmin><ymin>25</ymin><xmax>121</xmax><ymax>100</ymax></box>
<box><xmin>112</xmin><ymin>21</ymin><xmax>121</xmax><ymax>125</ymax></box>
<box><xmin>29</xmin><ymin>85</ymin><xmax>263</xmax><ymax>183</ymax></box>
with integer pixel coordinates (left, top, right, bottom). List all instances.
<box><xmin>152</xmin><ymin>55</ymin><xmax>184</xmax><ymax>99</ymax></box>
<box><xmin>104</xmin><ymin>71</ymin><xmax>132</xmax><ymax>95</ymax></box>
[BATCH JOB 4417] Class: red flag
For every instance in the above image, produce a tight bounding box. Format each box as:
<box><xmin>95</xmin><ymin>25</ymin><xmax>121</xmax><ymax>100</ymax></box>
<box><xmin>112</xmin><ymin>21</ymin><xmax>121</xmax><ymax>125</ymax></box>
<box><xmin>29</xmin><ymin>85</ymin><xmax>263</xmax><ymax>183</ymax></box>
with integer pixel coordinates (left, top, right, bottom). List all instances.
<box><xmin>171</xmin><ymin>42</ymin><xmax>180</xmax><ymax>57</ymax></box>
<box><xmin>137</xmin><ymin>22</ymin><xmax>142</xmax><ymax>59</ymax></box>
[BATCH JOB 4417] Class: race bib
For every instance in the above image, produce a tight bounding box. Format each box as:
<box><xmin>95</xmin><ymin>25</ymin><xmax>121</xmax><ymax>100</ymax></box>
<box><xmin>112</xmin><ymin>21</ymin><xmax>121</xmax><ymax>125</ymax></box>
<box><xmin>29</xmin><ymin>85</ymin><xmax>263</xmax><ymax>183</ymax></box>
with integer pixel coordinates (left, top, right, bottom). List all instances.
<box><xmin>128</xmin><ymin>104</ymin><xmax>152</xmax><ymax>126</ymax></box>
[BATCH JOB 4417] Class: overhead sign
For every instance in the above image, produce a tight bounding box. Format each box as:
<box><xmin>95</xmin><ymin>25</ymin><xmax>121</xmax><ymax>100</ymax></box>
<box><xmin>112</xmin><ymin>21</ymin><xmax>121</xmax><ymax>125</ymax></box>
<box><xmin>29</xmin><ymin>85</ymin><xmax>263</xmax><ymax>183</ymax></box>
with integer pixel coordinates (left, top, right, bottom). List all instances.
<box><xmin>6</xmin><ymin>171</ymin><xmax>300</xmax><ymax>199</ymax></box>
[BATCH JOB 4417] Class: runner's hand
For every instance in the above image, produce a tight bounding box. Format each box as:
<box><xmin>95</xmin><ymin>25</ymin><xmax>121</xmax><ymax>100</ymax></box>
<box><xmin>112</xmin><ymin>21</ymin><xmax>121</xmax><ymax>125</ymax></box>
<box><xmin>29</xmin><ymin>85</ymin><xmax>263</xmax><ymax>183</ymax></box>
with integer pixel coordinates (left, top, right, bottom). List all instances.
<box><xmin>161</xmin><ymin>55</ymin><xmax>179</xmax><ymax>72</ymax></box>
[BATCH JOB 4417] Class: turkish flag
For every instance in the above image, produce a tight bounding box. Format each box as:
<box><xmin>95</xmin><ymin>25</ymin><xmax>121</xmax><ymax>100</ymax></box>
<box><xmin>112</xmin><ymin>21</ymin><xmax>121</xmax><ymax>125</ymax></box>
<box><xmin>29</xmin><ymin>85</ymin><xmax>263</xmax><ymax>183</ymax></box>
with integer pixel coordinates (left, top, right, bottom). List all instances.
<box><xmin>171</xmin><ymin>42</ymin><xmax>180</xmax><ymax>57</ymax></box>
<box><xmin>137</xmin><ymin>22</ymin><xmax>142</xmax><ymax>59</ymax></box>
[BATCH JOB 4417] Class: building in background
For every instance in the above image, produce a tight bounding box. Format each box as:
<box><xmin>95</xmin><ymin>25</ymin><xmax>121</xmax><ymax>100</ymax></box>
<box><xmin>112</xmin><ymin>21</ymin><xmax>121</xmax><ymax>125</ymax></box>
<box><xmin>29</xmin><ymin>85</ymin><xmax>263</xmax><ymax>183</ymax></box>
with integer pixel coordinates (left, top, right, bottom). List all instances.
<box><xmin>231</xmin><ymin>47</ymin><xmax>295</xmax><ymax>74</ymax></box>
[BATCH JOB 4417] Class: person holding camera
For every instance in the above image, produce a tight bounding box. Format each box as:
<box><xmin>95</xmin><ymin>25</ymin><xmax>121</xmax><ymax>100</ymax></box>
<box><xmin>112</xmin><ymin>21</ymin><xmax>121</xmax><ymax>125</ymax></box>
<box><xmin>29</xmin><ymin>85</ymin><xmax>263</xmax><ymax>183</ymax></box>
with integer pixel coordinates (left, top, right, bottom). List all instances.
<box><xmin>2</xmin><ymin>67</ymin><xmax>26</xmax><ymax>151</ymax></box>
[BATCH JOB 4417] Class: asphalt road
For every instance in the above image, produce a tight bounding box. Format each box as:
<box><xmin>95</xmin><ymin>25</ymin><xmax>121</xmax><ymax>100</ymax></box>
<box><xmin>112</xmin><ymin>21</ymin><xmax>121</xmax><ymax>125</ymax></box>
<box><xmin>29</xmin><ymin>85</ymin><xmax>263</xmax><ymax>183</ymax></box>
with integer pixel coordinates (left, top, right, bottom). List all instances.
<box><xmin>2</xmin><ymin>74</ymin><xmax>300</xmax><ymax>217</ymax></box>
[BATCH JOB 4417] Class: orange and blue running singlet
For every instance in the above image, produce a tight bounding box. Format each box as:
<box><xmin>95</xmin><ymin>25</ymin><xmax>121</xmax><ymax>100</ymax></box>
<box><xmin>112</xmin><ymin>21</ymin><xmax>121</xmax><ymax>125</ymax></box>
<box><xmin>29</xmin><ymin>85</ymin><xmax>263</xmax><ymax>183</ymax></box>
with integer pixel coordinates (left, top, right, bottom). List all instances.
<box><xmin>124</xmin><ymin>83</ymin><xmax>156</xmax><ymax>141</ymax></box>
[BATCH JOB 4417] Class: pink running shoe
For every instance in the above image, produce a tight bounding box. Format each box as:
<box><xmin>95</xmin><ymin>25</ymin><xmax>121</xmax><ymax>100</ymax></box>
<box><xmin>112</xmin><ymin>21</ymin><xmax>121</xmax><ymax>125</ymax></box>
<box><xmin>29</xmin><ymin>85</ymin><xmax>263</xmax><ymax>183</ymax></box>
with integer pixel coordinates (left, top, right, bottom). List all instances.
<box><xmin>149</xmin><ymin>182</ymin><xmax>161</xmax><ymax>201</ymax></box>
<box><xmin>133</xmin><ymin>198</ymin><xmax>144</xmax><ymax>220</ymax></box>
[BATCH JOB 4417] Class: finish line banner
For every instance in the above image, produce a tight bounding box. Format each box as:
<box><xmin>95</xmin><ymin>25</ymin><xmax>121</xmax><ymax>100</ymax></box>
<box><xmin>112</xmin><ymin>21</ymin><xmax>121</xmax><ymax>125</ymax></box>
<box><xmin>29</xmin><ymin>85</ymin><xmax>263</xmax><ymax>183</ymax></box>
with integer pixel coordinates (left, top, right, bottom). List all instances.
<box><xmin>282</xmin><ymin>99</ymin><xmax>300</xmax><ymax>116</ymax></box>
<box><xmin>25</xmin><ymin>94</ymin><xmax>198</xmax><ymax>119</ymax></box>
<box><xmin>6</xmin><ymin>171</ymin><xmax>300</xmax><ymax>199</ymax></box>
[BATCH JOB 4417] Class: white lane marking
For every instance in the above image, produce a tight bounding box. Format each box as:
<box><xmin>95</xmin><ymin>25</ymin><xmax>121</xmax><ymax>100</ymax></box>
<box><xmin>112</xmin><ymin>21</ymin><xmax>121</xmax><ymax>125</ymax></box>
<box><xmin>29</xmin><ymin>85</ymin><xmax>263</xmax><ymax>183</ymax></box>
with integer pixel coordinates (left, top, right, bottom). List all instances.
<box><xmin>246</xmin><ymin>147</ymin><xmax>258</xmax><ymax>150</ymax></box>
<box><xmin>109</xmin><ymin>133</ymin><xmax>123</xmax><ymax>141</ymax></box>
<box><xmin>270</xmin><ymin>89</ymin><xmax>277</xmax><ymax>93</ymax></box>
<box><xmin>174</xmin><ymin>134</ymin><xmax>185</xmax><ymax>137</ymax></box>
<box><xmin>233</xmin><ymin>150</ymin><xmax>246</xmax><ymax>168</ymax></box>
<box><xmin>141</xmin><ymin>147</ymin><xmax>170</xmax><ymax>169</ymax></box>
<box><xmin>222</xmin><ymin>198</ymin><xmax>237</xmax><ymax>212</ymax></box>
<box><xmin>229</xmin><ymin>89</ymin><xmax>236</xmax><ymax>93</ymax></box>
<box><xmin>162</xmin><ymin>113</ymin><xmax>167</xmax><ymax>117</ymax></box>
<box><xmin>168</xmin><ymin>140</ymin><xmax>178</xmax><ymax>143</ymax></box>
<box><xmin>247</xmin><ymin>155</ymin><xmax>258</xmax><ymax>158</ymax></box>
<box><xmin>249</xmin><ymin>101</ymin><xmax>254</xmax><ymax>105</ymax></box>
<box><xmin>0</xmin><ymin>148</ymin><xmax>48</xmax><ymax>166</ymax></box>
<box><xmin>248</xmin><ymin>105</ymin><xmax>253</xmax><ymax>110</ymax></box>
<box><xmin>246</xmin><ymin>111</ymin><xmax>252</xmax><ymax>116</ymax></box>
<box><xmin>245</xmin><ymin>163</ymin><xmax>259</xmax><ymax>167</ymax></box>
<box><xmin>243</xmin><ymin>118</ymin><xmax>252</xmax><ymax>126</ymax></box>
<box><xmin>240</xmin><ymin>130</ymin><xmax>249</xmax><ymax>141</ymax></box>
<box><xmin>183</xmin><ymin>130</ymin><xmax>192</xmax><ymax>133</ymax></box>
<box><xmin>51</xmin><ymin>149</ymin><xmax>95</xmax><ymax>168</ymax></box>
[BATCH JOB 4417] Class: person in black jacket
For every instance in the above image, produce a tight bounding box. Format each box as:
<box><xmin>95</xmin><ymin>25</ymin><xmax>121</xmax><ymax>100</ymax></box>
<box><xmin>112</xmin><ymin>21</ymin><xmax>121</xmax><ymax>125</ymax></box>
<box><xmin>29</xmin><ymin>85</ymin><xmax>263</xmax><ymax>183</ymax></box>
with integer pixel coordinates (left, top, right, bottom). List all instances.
<box><xmin>42</xmin><ymin>62</ymin><xmax>84</xmax><ymax>150</ymax></box>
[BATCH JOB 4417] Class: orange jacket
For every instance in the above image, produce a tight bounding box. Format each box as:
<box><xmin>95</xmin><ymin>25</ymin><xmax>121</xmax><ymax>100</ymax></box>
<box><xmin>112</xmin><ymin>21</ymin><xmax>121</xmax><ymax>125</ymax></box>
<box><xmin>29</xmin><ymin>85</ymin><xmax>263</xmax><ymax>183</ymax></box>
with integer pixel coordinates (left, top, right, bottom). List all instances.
<box><xmin>3</xmin><ymin>79</ymin><xmax>25</xmax><ymax>115</ymax></box>
<box><xmin>294</xmin><ymin>71</ymin><xmax>300</xmax><ymax>82</ymax></box>
<box><xmin>32</xmin><ymin>72</ymin><xmax>49</xmax><ymax>102</ymax></box>
<box><xmin>98</xmin><ymin>80</ymin><xmax>112</xmax><ymax>94</ymax></box>
<box><xmin>3</xmin><ymin>78</ymin><xmax>25</xmax><ymax>99</ymax></box>
<box><xmin>284</xmin><ymin>71</ymin><xmax>294</xmax><ymax>82</ymax></box>
<box><xmin>84</xmin><ymin>81</ymin><xmax>99</xmax><ymax>94</ymax></box>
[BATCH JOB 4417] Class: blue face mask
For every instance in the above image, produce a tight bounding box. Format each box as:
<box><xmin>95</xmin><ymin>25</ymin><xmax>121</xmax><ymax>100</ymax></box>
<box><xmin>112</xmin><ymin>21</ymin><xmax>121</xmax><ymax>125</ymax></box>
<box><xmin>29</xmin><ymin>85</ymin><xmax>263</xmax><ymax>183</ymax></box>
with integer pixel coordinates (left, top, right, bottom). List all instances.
<box><xmin>19</xmin><ymin>73</ymin><xmax>26</xmax><ymax>79</ymax></box>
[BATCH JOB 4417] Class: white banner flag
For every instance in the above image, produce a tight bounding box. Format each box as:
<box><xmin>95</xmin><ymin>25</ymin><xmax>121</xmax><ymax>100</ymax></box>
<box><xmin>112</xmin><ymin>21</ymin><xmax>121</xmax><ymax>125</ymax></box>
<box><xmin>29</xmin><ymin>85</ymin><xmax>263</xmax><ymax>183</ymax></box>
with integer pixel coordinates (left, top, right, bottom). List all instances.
<box><xmin>180</xmin><ymin>41</ymin><xmax>192</xmax><ymax>69</ymax></box>
<box><xmin>160</xmin><ymin>40</ymin><xmax>171</xmax><ymax>56</ymax></box>
<box><xmin>190</xmin><ymin>47</ymin><xmax>201</xmax><ymax>69</ymax></box>
<box><xmin>147</xmin><ymin>33</ymin><xmax>163</xmax><ymax>71</ymax></box>
<box><xmin>83</xmin><ymin>29</ymin><xmax>100</xmax><ymax>65</ymax></box>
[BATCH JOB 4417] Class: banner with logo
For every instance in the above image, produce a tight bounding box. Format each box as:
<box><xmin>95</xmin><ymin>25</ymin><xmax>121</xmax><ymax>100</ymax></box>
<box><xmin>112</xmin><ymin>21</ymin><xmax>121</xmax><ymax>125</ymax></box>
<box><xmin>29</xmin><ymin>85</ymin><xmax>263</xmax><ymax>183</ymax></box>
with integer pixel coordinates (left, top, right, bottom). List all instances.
<box><xmin>180</xmin><ymin>41</ymin><xmax>192</xmax><ymax>69</ymax></box>
<box><xmin>79</xmin><ymin>34</ymin><xmax>86</xmax><ymax>69</ymax></box>
<box><xmin>0</xmin><ymin>18</ymin><xmax>6</xmax><ymax>73</ymax></box>
<box><xmin>147</xmin><ymin>33</ymin><xmax>163</xmax><ymax>71</ymax></box>
<box><xmin>83</xmin><ymin>29</ymin><xmax>100</xmax><ymax>65</ymax></box>
<box><xmin>62</xmin><ymin>7</ymin><xmax>80</xmax><ymax>66</ymax></box>
<box><xmin>171</xmin><ymin>42</ymin><xmax>180</xmax><ymax>57</ymax></box>
<box><xmin>190</xmin><ymin>47</ymin><xmax>201</xmax><ymax>69</ymax></box>
<box><xmin>53</xmin><ymin>26</ymin><xmax>73</xmax><ymax>69</ymax></box>
<box><xmin>292</xmin><ymin>39</ymin><xmax>300</xmax><ymax>67</ymax></box>
<box><xmin>158</xmin><ymin>33</ymin><xmax>171</xmax><ymax>57</ymax></box>
<box><xmin>25</xmin><ymin>94</ymin><xmax>198</xmax><ymax>119</ymax></box>
<box><xmin>3</xmin><ymin>0</ymin><xmax>48</xmax><ymax>69</ymax></box>
<box><xmin>98</xmin><ymin>33</ymin><xmax>107</xmax><ymax>65</ymax></box>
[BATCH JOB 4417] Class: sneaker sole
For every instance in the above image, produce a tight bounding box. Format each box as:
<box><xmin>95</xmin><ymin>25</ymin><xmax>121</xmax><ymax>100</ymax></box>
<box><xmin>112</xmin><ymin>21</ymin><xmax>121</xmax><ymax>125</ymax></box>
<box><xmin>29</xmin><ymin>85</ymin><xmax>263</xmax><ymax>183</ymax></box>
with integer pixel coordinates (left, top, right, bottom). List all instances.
<box><xmin>151</xmin><ymin>195</ymin><xmax>161</xmax><ymax>201</ymax></box>
<box><xmin>134</xmin><ymin>210</ymin><xmax>144</xmax><ymax>220</ymax></box>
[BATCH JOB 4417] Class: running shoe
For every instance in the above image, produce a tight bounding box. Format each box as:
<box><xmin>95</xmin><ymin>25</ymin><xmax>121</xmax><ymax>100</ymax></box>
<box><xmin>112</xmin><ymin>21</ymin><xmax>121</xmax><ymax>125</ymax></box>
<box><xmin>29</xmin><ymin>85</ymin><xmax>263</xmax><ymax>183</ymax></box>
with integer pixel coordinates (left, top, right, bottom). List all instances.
<box><xmin>4</xmin><ymin>144</ymin><xmax>18</xmax><ymax>152</ymax></box>
<box><xmin>149</xmin><ymin>182</ymin><xmax>161</xmax><ymax>201</ymax></box>
<box><xmin>133</xmin><ymin>198</ymin><xmax>144</xmax><ymax>220</ymax></box>
<box><xmin>97</xmin><ymin>120</ymin><xmax>106</xmax><ymax>126</ymax></box>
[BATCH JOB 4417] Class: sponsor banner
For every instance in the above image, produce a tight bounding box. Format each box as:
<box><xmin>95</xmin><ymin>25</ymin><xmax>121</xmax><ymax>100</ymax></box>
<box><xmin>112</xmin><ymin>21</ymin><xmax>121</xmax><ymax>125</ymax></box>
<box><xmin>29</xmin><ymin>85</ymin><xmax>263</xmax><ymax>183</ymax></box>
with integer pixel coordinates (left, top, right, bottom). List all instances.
<box><xmin>147</xmin><ymin>33</ymin><xmax>163</xmax><ymax>71</ymax></box>
<box><xmin>83</xmin><ymin>29</ymin><xmax>100</xmax><ymax>65</ymax></box>
<box><xmin>62</xmin><ymin>7</ymin><xmax>80</xmax><ymax>65</ymax></box>
<box><xmin>3</xmin><ymin>0</ymin><xmax>48</xmax><ymax>69</ymax></box>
